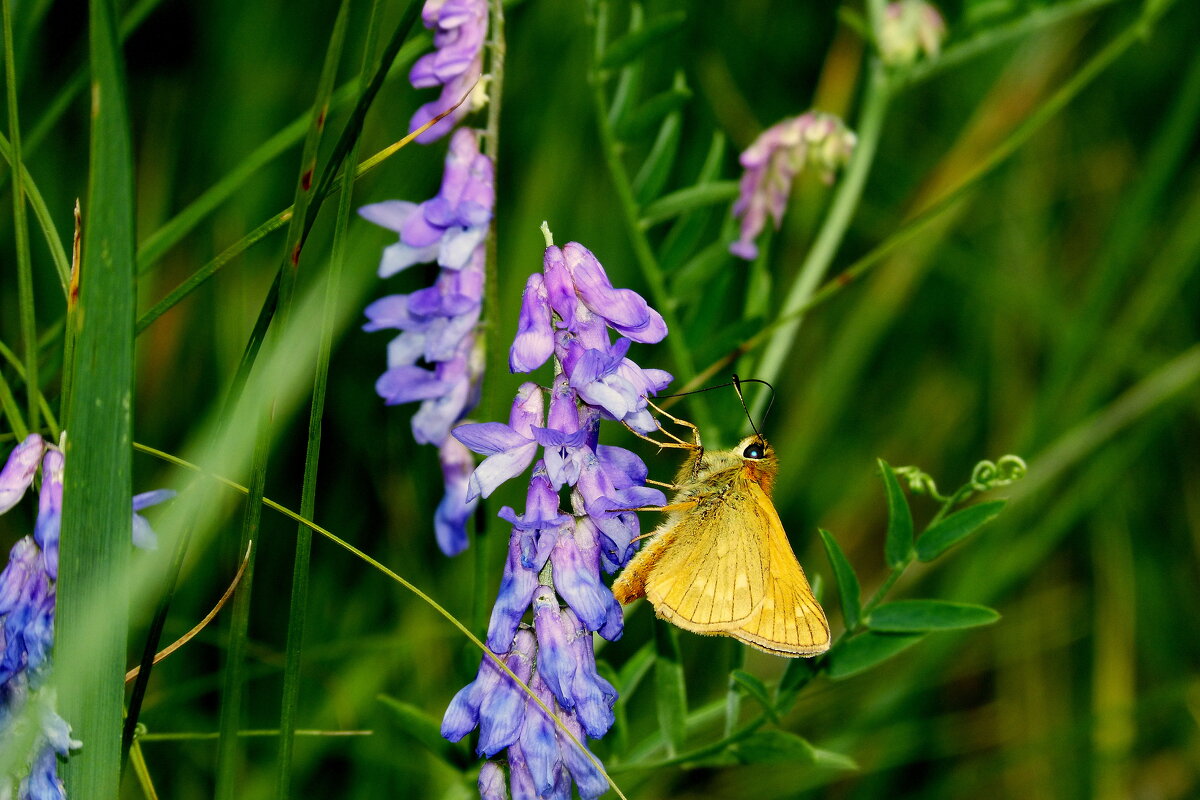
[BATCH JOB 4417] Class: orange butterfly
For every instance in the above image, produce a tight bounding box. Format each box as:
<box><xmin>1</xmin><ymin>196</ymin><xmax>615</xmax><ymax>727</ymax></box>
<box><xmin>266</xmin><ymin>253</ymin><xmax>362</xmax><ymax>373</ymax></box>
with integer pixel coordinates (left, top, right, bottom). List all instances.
<box><xmin>613</xmin><ymin>404</ymin><xmax>830</xmax><ymax>658</ymax></box>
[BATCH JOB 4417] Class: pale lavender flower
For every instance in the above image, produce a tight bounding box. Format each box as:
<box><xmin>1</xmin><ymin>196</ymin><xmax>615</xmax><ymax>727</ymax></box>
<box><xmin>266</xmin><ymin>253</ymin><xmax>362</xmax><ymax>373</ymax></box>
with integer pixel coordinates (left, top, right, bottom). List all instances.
<box><xmin>362</xmin><ymin>127</ymin><xmax>494</xmax><ymax>554</ymax></box>
<box><xmin>410</xmin><ymin>0</ymin><xmax>489</xmax><ymax>143</ymax></box>
<box><xmin>447</xmin><ymin>234</ymin><xmax>669</xmax><ymax>799</ymax></box>
<box><xmin>879</xmin><ymin>0</ymin><xmax>947</xmax><ymax>67</ymax></box>
<box><xmin>730</xmin><ymin>111</ymin><xmax>857</xmax><ymax>261</ymax></box>
<box><xmin>0</xmin><ymin>437</ymin><xmax>171</xmax><ymax>798</ymax></box>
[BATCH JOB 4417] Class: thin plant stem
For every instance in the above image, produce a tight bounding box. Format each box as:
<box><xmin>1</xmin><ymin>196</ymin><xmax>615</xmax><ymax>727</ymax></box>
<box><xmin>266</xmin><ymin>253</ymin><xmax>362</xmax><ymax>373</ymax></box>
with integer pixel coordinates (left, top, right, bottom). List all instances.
<box><xmin>2</xmin><ymin>0</ymin><xmax>38</xmax><ymax>433</ymax></box>
<box><xmin>751</xmin><ymin>60</ymin><xmax>890</xmax><ymax>420</ymax></box>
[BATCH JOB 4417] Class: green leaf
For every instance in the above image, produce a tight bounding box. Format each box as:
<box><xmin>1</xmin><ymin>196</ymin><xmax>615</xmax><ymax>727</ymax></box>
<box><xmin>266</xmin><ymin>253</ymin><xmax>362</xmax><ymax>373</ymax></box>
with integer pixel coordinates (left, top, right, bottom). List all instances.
<box><xmin>730</xmin><ymin>670</ymin><xmax>778</xmax><ymax>723</ymax></box>
<box><xmin>879</xmin><ymin>460</ymin><xmax>915</xmax><ymax>568</ymax></box>
<box><xmin>377</xmin><ymin>696</ymin><xmax>467</xmax><ymax>768</ymax></box>
<box><xmin>916</xmin><ymin>500</ymin><xmax>1007</xmax><ymax>561</ymax></box>
<box><xmin>732</xmin><ymin>730</ymin><xmax>816</xmax><ymax>765</ymax></box>
<box><xmin>639</xmin><ymin>181</ymin><xmax>739</xmax><ymax>228</ymax></box>
<box><xmin>57</xmin><ymin>0</ymin><xmax>137</xmax><ymax>795</ymax></box>
<box><xmin>820</xmin><ymin>528</ymin><xmax>861</xmax><ymax>631</ymax></box>
<box><xmin>617</xmin><ymin>641</ymin><xmax>656</xmax><ymax>696</ymax></box>
<box><xmin>811</xmin><ymin>747</ymin><xmax>859</xmax><ymax>770</ymax></box>
<box><xmin>615</xmin><ymin>86</ymin><xmax>692</xmax><ymax>141</ymax></box>
<box><xmin>632</xmin><ymin>109</ymin><xmax>681</xmax><ymax>205</ymax></box>
<box><xmin>867</xmin><ymin>600</ymin><xmax>1000</xmax><ymax>631</ymax></box>
<box><xmin>654</xmin><ymin>622</ymin><xmax>688</xmax><ymax>756</ymax></box>
<box><xmin>826</xmin><ymin>632</ymin><xmax>925</xmax><ymax>680</ymax></box>
<box><xmin>599</xmin><ymin>11</ymin><xmax>686</xmax><ymax>69</ymax></box>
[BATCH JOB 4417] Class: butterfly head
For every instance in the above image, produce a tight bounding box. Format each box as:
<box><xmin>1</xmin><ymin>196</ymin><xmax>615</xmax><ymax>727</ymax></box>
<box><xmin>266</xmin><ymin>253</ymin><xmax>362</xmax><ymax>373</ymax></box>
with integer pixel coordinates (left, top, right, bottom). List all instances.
<box><xmin>736</xmin><ymin>435</ymin><xmax>777</xmax><ymax>494</ymax></box>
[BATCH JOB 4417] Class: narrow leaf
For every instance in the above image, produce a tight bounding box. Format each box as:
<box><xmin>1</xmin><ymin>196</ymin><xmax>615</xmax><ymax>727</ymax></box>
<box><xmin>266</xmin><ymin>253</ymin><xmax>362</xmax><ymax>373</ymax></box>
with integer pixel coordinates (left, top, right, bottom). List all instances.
<box><xmin>820</xmin><ymin>528</ymin><xmax>861</xmax><ymax>631</ymax></box>
<box><xmin>57</xmin><ymin>0</ymin><xmax>136</xmax><ymax>794</ymax></box>
<box><xmin>732</xmin><ymin>730</ymin><xmax>816</xmax><ymax>765</ymax></box>
<box><xmin>616</xmin><ymin>641</ymin><xmax>655</xmax><ymax>696</ymax></box>
<box><xmin>811</xmin><ymin>747</ymin><xmax>858</xmax><ymax>770</ymax></box>
<box><xmin>916</xmin><ymin>500</ymin><xmax>1006</xmax><ymax>562</ymax></box>
<box><xmin>867</xmin><ymin>600</ymin><xmax>1000</xmax><ymax>632</ymax></box>
<box><xmin>879</xmin><ymin>459</ymin><xmax>915</xmax><ymax>568</ymax></box>
<box><xmin>639</xmin><ymin>180</ymin><xmax>739</xmax><ymax>228</ymax></box>
<box><xmin>632</xmin><ymin>109</ymin><xmax>681</xmax><ymax>205</ymax></box>
<box><xmin>826</xmin><ymin>632</ymin><xmax>924</xmax><ymax>680</ymax></box>
<box><xmin>599</xmin><ymin>11</ymin><xmax>686</xmax><ymax>69</ymax></box>
<box><xmin>729</xmin><ymin>670</ymin><xmax>778</xmax><ymax>723</ymax></box>
<box><xmin>654</xmin><ymin>622</ymin><xmax>688</xmax><ymax>756</ymax></box>
<box><xmin>615</xmin><ymin>86</ymin><xmax>692</xmax><ymax>141</ymax></box>
<box><xmin>378</xmin><ymin>696</ymin><xmax>468</xmax><ymax>768</ymax></box>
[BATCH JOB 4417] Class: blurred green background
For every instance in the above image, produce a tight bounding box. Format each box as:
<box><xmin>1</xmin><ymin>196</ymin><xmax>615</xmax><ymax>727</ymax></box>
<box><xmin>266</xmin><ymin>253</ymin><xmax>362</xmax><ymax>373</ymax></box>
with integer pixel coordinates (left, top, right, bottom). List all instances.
<box><xmin>2</xmin><ymin>0</ymin><xmax>1199</xmax><ymax>797</ymax></box>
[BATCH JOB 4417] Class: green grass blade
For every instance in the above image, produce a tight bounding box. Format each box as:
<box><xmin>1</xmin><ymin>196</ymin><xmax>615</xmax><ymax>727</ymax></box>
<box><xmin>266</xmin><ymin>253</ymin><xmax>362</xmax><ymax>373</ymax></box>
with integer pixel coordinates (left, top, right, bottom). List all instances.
<box><xmin>3</xmin><ymin>0</ymin><xmax>40</xmax><ymax>432</ymax></box>
<box><xmin>653</xmin><ymin>622</ymin><xmax>688</xmax><ymax>757</ymax></box>
<box><xmin>277</xmin><ymin>2</ymin><xmax>384</xmax><ymax>796</ymax></box>
<box><xmin>0</xmin><ymin>131</ymin><xmax>70</xmax><ymax>291</ymax></box>
<box><xmin>865</xmin><ymin>599</ymin><xmax>1000</xmax><ymax>631</ymax></box>
<box><xmin>215</xmin><ymin>4</ymin><xmax>353</xmax><ymax>798</ymax></box>
<box><xmin>55</xmin><ymin>0</ymin><xmax>137</xmax><ymax>795</ymax></box>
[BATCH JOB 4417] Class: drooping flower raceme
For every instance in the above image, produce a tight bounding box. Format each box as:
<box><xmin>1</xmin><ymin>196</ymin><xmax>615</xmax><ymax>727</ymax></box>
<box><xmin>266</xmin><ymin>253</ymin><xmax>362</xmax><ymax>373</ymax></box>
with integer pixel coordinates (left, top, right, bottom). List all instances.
<box><xmin>730</xmin><ymin>111</ymin><xmax>857</xmax><ymax>261</ymax></box>
<box><xmin>443</xmin><ymin>236</ymin><xmax>670</xmax><ymax>799</ymax></box>
<box><xmin>362</xmin><ymin>127</ymin><xmax>493</xmax><ymax>556</ymax></box>
<box><xmin>0</xmin><ymin>434</ymin><xmax>172</xmax><ymax>800</ymax></box>
<box><xmin>878</xmin><ymin>0</ymin><xmax>947</xmax><ymax>67</ymax></box>
<box><xmin>410</xmin><ymin>0</ymin><xmax>490</xmax><ymax>143</ymax></box>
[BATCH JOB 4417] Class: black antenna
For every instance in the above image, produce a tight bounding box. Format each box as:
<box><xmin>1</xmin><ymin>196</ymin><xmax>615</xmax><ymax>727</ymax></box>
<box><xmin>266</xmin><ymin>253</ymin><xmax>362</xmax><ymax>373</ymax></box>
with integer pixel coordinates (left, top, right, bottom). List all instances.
<box><xmin>731</xmin><ymin>375</ymin><xmax>775</xmax><ymax>437</ymax></box>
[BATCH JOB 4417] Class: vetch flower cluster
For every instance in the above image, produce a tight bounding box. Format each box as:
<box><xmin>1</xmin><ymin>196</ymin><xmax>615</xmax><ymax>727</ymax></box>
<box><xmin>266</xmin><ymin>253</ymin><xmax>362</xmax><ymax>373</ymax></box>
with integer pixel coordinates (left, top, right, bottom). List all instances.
<box><xmin>878</xmin><ymin>0</ymin><xmax>947</xmax><ymax>67</ymax></box>
<box><xmin>410</xmin><ymin>0</ymin><xmax>489</xmax><ymax>143</ymax></box>
<box><xmin>442</xmin><ymin>233</ymin><xmax>671</xmax><ymax>799</ymax></box>
<box><xmin>730</xmin><ymin>111</ymin><xmax>857</xmax><ymax>261</ymax></box>
<box><xmin>361</xmin><ymin>127</ymin><xmax>493</xmax><ymax>556</ymax></box>
<box><xmin>0</xmin><ymin>434</ymin><xmax>171</xmax><ymax>800</ymax></box>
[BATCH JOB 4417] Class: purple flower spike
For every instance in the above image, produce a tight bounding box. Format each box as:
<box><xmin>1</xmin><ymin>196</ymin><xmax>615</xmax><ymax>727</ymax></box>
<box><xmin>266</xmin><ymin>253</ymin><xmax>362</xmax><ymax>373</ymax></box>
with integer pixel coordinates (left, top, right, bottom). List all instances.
<box><xmin>362</xmin><ymin>128</ymin><xmax>493</xmax><ymax>557</ymax></box>
<box><xmin>510</xmin><ymin>273</ymin><xmax>554</xmax><ymax>373</ymax></box>
<box><xmin>442</xmin><ymin>231</ymin><xmax>673</xmax><ymax>799</ymax></box>
<box><xmin>0</xmin><ymin>433</ymin><xmax>44</xmax><ymax>515</ymax></box>
<box><xmin>731</xmin><ymin>111</ymin><xmax>856</xmax><ymax>261</ymax></box>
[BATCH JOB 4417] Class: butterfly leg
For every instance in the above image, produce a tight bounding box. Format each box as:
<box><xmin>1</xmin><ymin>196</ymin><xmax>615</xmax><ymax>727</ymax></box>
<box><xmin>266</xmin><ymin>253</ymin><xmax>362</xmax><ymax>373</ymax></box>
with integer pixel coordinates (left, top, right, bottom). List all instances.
<box><xmin>623</xmin><ymin>422</ymin><xmax>696</xmax><ymax>451</ymax></box>
<box><xmin>611</xmin><ymin>500</ymin><xmax>698</xmax><ymax>514</ymax></box>
<box><xmin>646</xmin><ymin>400</ymin><xmax>702</xmax><ymax>448</ymax></box>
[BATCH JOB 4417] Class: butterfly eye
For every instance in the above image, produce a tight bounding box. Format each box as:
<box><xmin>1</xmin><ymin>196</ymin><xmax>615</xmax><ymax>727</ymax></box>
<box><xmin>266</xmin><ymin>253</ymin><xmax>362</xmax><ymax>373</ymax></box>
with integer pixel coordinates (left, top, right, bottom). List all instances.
<box><xmin>743</xmin><ymin>442</ymin><xmax>766</xmax><ymax>460</ymax></box>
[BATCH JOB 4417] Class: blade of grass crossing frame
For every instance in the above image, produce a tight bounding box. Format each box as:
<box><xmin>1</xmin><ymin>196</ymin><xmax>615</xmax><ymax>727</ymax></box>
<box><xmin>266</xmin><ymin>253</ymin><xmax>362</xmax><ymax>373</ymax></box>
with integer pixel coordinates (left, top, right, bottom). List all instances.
<box><xmin>55</xmin><ymin>0</ymin><xmax>136</xmax><ymax>795</ymax></box>
<box><xmin>276</xmin><ymin>2</ymin><xmax>385</xmax><ymax>796</ymax></box>
<box><xmin>214</xmin><ymin>4</ymin><xmax>352</xmax><ymax>798</ymax></box>
<box><xmin>3</xmin><ymin>0</ymin><xmax>39</xmax><ymax>433</ymax></box>
<box><xmin>217</xmin><ymin>0</ymin><xmax>421</xmax><ymax>423</ymax></box>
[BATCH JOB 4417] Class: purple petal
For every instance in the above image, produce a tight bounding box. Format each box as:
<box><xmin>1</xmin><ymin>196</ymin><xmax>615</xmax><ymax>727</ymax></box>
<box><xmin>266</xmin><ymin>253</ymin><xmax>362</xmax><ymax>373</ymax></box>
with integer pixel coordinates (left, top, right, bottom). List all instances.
<box><xmin>476</xmin><ymin>630</ymin><xmax>535</xmax><ymax>755</ymax></box>
<box><xmin>0</xmin><ymin>433</ymin><xmax>45</xmax><ymax>515</ymax></box>
<box><xmin>439</xmin><ymin>225</ymin><xmax>487</xmax><ymax>270</ymax></box>
<box><xmin>359</xmin><ymin>200</ymin><xmax>419</xmax><ymax>233</ymax></box>
<box><xmin>453</xmin><ymin>422</ymin><xmax>530</xmax><ymax>456</ymax></box>
<box><xmin>550</xmin><ymin>522</ymin><xmax>622</xmax><ymax>638</ymax></box>
<box><xmin>363</xmin><ymin>294</ymin><xmax>423</xmax><ymax>333</ymax></box>
<box><xmin>566</xmin><ymin>618</ymin><xmax>617</xmax><ymax>738</ymax></box>
<box><xmin>508</xmin><ymin>382</ymin><xmax>545</xmax><ymax>438</ymax></box>
<box><xmin>542</xmin><ymin>245</ymin><xmax>579</xmax><ymax>328</ymax></box>
<box><xmin>34</xmin><ymin>450</ymin><xmax>64</xmax><ymax>579</ymax></box>
<box><xmin>595</xmin><ymin>445</ymin><xmax>647</xmax><ymax>489</ymax></box>
<box><xmin>375</xmin><ymin>365</ymin><xmax>448</xmax><ymax>405</ymax></box>
<box><xmin>533</xmin><ymin>588</ymin><xmax>577</xmax><ymax>709</ymax></box>
<box><xmin>484</xmin><ymin>537</ymin><xmax>541</xmax><ymax>651</ymax></box>
<box><xmin>510</xmin><ymin>273</ymin><xmax>554</xmax><ymax>373</ymax></box>
<box><xmin>379</xmin><ymin>240</ymin><xmax>438</xmax><ymax>277</ymax></box>
<box><xmin>434</xmin><ymin>438</ymin><xmax>478</xmax><ymax>556</ymax></box>
<box><xmin>132</xmin><ymin>489</ymin><xmax>175</xmax><ymax>512</ymax></box>
<box><xmin>478</xmin><ymin>762</ymin><xmax>509</xmax><ymax>800</ymax></box>
<box><xmin>556</xmin><ymin>708</ymin><xmax>609</xmax><ymax>800</ymax></box>
<box><xmin>520</xmin><ymin>673</ymin><xmax>563</xmax><ymax>796</ymax></box>
<box><xmin>132</xmin><ymin>514</ymin><xmax>158</xmax><ymax>551</ymax></box>
<box><xmin>0</xmin><ymin>536</ymin><xmax>39</xmax><ymax>615</ymax></box>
